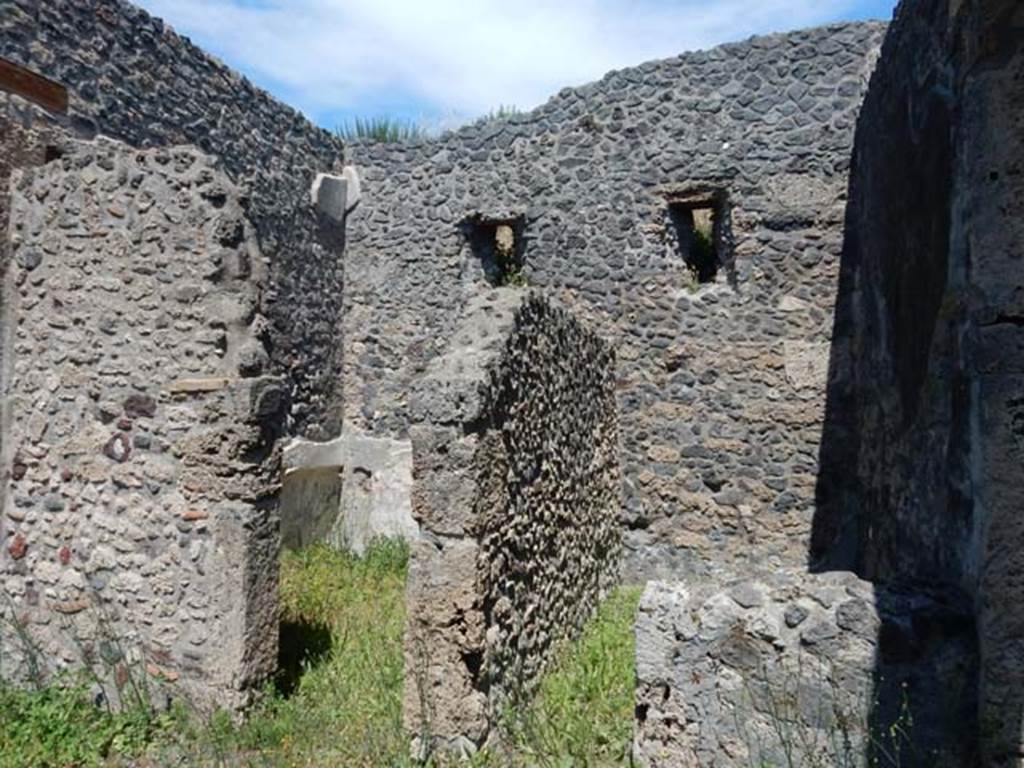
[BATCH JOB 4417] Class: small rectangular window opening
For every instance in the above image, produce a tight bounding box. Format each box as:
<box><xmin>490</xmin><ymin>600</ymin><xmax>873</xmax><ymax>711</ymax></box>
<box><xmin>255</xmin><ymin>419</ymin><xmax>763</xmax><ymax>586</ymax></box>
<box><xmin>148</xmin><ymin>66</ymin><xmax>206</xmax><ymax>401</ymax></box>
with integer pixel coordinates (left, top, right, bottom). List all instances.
<box><xmin>666</xmin><ymin>191</ymin><xmax>730</xmax><ymax>285</ymax></box>
<box><xmin>468</xmin><ymin>215</ymin><xmax>526</xmax><ymax>287</ymax></box>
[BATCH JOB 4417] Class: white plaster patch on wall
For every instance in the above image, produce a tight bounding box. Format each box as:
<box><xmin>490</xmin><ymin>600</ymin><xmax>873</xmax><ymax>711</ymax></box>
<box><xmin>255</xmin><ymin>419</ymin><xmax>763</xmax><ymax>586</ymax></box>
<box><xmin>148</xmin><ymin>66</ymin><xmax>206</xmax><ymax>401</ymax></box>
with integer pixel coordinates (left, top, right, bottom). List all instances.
<box><xmin>334</xmin><ymin>431</ymin><xmax>416</xmax><ymax>554</ymax></box>
<box><xmin>783</xmin><ymin>340</ymin><xmax>831</xmax><ymax>390</ymax></box>
<box><xmin>280</xmin><ymin>428</ymin><xmax>418</xmax><ymax>554</ymax></box>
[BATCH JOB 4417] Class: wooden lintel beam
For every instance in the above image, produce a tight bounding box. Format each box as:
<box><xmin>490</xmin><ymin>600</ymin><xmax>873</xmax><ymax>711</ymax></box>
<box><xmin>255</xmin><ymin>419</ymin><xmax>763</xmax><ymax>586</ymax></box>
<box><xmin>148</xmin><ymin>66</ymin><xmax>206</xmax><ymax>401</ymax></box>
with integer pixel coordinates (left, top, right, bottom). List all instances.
<box><xmin>0</xmin><ymin>57</ymin><xmax>68</xmax><ymax>114</ymax></box>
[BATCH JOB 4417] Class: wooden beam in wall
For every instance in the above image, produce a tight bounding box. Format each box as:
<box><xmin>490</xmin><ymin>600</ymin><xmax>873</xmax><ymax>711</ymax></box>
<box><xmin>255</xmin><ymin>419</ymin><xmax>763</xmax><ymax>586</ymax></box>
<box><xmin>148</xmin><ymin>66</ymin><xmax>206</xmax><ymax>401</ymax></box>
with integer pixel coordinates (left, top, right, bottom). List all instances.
<box><xmin>0</xmin><ymin>57</ymin><xmax>68</xmax><ymax>115</ymax></box>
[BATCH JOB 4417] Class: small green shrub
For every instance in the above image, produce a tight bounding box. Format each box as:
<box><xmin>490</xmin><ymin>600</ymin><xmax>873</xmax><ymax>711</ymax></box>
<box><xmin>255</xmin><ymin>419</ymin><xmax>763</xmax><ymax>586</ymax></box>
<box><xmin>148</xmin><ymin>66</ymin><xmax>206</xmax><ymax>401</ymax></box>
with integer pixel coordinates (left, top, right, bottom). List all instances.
<box><xmin>0</xmin><ymin>595</ymin><xmax>177</xmax><ymax>768</ymax></box>
<box><xmin>501</xmin><ymin>268</ymin><xmax>529</xmax><ymax>288</ymax></box>
<box><xmin>475</xmin><ymin>105</ymin><xmax>523</xmax><ymax>126</ymax></box>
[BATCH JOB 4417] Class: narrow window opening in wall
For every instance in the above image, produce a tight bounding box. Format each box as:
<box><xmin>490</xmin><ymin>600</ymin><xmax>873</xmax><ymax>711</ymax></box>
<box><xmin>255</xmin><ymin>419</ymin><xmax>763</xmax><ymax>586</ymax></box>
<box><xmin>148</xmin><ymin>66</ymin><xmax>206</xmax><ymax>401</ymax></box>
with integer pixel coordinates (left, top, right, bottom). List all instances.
<box><xmin>468</xmin><ymin>216</ymin><xmax>526</xmax><ymax>287</ymax></box>
<box><xmin>666</xmin><ymin>191</ymin><xmax>730</xmax><ymax>285</ymax></box>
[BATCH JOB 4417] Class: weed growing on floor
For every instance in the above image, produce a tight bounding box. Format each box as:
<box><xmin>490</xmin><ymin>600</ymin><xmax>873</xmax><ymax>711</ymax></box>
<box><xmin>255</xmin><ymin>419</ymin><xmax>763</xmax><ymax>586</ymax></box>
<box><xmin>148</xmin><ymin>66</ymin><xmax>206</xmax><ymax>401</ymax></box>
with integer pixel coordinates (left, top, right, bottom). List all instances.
<box><xmin>0</xmin><ymin>594</ymin><xmax>179</xmax><ymax>768</ymax></box>
<box><xmin>0</xmin><ymin>673</ymin><xmax>173</xmax><ymax>768</ymax></box>
<box><xmin>497</xmin><ymin>587</ymin><xmax>642</xmax><ymax>767</ymax></box>
<box><xmin>172</xmin><ymin>539</ymin><xmax>412</xmax><ymax>766</ymax></box>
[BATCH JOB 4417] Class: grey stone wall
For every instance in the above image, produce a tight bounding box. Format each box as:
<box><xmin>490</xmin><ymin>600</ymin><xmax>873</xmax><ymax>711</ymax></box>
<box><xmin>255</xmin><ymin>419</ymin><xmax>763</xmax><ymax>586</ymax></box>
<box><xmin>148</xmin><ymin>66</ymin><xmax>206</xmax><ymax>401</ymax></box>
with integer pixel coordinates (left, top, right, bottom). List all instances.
<box><xmin>634</xmin><ymin>571</ymin><xmax>977</xmax><ymax>767</ymax></box>
<box><xmin>813</xmin><ymin>0</ymin><xmax>1024</xmax><ymax>762</ymax></box>
<box><xmin>342</xmin><ymin>21</ymin><xmax>886</xmax><ymax>580</ymax></box>
<box><xmin>0</xmin><ymin>95</ymin><xmax>61</xmax><ymax>498</ymax></box>
<box><xmin>0</xmin><ymin>97</ymin><xmax>59</xmax><ymax>272</ymax></box>
<box><xmin>0</xmin><ymin>136</ymin><xmax>283</xmax><ymax>712</ymax></box>
<box><xmin>403</xmin><ymin>291</ymin><xmax>620</xmax><ymax>754</ymax></box>
<box><xmin>2</xmin><ymin>0</ymin><xmax>347</xmax><ymax>438</ymax></box>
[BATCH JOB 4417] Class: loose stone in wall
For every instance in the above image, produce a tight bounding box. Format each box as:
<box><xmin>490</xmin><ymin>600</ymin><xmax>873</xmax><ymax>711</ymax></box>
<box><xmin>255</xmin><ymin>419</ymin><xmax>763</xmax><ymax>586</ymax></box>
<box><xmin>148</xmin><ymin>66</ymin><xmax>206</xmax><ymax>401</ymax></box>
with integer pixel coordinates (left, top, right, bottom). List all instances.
<box><xmin>0</xmin><ymin>137</ymin><xmax>283</xmax><ymax>712</ymax></box>
<box><xmin>403</xmin><ymin>290</ymin><xmax>620</xmax><ymax>755</ymax></box>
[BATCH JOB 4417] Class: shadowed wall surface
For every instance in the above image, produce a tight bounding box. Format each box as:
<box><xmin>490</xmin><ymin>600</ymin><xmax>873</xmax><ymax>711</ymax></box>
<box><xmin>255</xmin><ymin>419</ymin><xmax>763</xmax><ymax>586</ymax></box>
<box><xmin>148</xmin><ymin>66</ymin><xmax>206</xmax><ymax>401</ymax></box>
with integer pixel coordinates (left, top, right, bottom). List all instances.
<box><xmin>814</xmin><ymin>0</ymin><xmax>1024</xmax><ymax>762</ymax></box>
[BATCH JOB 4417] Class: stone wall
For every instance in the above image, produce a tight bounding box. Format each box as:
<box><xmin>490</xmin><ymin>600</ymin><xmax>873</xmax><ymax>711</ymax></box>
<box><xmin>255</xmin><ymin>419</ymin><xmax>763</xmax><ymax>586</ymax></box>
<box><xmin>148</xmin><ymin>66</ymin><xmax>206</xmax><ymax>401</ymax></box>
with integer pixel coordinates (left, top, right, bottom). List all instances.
<box><xmin>0</xmin><ymin>136</ymin><xmax>283</xmax><ymax>712</ymax></box>
<box><xmin>403</xmin><ymin>291</ymin><xmax>620</xmax><ymax>754</ymax></box>
<box><xmin>813</xmin><ymin>0</ymin><xmax>1024</xmax><ymax>762</ymax></box>
<box><xmin>1</xmin><ymin>3</ymin><xmax>890</xmax><ymax>582</ymax></box>
<box><xmin>2</xmin><ymin>0</ymin><xmax>347</xmax><ymax>437</ymax></box>
<box><xmin>280</xmin><ymin>430</ymin><xmax>417</xmax><ymax>553</ymax></box>
<box><xmin>634</xmin><ymin>571</ymin><xmax>977</xmax><ymax>767</ymax></box>
<box><xmin>0</xmin><ymin>94</ymin><xmax>61</xmax><ymax>493</ymax></box>
<box><xmin>0</xmin><ymin>96</ymin><xmax>62</xmax><ymax>272</ymax></box>
<box><xmin>812</xmin><ymin>0</ymin><xmax>965</xmax><ymax>583</ymax></box>
<box><xmin>342</xmin><ymin>21</ymin><xmax>886</xmax><ymax>580</ymax></box>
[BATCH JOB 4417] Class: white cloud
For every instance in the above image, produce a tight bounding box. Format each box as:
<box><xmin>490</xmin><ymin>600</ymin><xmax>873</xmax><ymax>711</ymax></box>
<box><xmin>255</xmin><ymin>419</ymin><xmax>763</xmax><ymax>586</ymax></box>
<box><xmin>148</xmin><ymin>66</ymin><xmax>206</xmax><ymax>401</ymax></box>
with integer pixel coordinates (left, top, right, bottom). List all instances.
<box><xmin>137</xmin><ymin>0</ymin><xmax>869</xmax><ymax>125</ymax></box>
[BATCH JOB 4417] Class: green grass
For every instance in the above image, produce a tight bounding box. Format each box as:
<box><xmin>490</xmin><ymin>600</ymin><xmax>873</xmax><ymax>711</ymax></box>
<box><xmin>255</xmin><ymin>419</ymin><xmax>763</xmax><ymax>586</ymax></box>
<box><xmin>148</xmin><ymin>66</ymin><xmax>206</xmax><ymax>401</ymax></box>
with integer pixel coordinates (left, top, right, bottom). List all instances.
<box><xmin>473</xmin><ymin>105</ymin><xmax>523</xmax><ymax>126</ymax></box>
<box><xmin>0</xmin><ymin>541</ymin><xmax>641</xmax><ymax>767</ymax></box>
<box><xmin>165</xmin><ymin>539</ymin><xmax>412</xmax><ymax>767</ymax></box>
<box><xmin>335</xmin><ymin>116</ymin><xmax>428</xmax><ymax>143</ymax></box>
<box><xmin>337</xmin><ymin>105</ymin><xmax>523</xmax><ymax>144</ymax></box>
<box><xmin>495</xmin><ymin>587</ymin><xmax>642</xmax><ymax>767</ymax></box>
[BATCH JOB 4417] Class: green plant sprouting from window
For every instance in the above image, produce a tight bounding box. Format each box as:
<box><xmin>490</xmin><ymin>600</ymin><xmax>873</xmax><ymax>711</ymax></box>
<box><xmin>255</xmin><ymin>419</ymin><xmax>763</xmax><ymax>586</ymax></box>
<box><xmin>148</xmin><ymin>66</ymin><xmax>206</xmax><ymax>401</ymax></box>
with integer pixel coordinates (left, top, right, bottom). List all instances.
<box><xmin>690</xmin><ymin>222</ymin><xmax>716</xmax><ymax>281</ymax></box>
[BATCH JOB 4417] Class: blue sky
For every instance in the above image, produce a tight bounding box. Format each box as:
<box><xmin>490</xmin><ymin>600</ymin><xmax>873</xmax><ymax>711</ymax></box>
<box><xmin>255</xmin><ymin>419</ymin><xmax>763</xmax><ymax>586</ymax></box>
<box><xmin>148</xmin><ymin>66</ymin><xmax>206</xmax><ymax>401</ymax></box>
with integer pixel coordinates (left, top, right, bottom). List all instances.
<box><xmin>136</xmin><ymin>0</ymin><xmax>898</xmax><ymax>132</ymax></box>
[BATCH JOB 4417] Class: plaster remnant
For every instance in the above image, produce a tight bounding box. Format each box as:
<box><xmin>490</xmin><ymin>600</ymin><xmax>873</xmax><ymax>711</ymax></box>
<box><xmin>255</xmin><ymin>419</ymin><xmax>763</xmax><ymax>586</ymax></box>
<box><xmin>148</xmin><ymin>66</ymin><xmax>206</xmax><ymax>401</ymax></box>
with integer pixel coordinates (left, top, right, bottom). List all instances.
<box><xmin>280</xmin><ymin>429</ymin><xmax>418</xmax><ymax>553</ymax></box>
<box><xmin>311</xmin><ymin>172</ymin><xmax>349</xmax><ymax>223</ymax></box>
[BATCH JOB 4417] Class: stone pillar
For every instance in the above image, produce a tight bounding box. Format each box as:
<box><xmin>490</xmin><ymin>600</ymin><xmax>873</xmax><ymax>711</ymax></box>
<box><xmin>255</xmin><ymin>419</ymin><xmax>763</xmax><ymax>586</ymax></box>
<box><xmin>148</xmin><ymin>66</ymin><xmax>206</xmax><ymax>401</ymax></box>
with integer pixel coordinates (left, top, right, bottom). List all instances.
<box><xmin>403</xmin><ymin>290</ymin><xmax>621</xmax><ymax>755</ymax></box>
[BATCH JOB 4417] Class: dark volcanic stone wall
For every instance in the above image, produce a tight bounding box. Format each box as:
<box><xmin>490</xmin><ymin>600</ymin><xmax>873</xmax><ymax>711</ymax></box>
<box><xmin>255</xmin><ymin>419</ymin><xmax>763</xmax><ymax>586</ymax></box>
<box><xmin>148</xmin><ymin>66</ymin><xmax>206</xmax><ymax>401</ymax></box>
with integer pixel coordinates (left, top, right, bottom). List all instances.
<box><xmin>814</xmin><ymin>0</ymin><xmax>1024</xmax><ymax>763</ymax></box>
<box><xmin>1</xmin><ymin>0</ymin><xmax>347</xmax><ymax>437</ymax></box>
<box><xmin>812</xmin><ymin>0</ymin><xmax>965</xmax><ymax>585</ymax></box>
<box><xmin>343</xmin><ymin>22</ymin><xmax>886</xmax><ymax>580</ymax></box>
